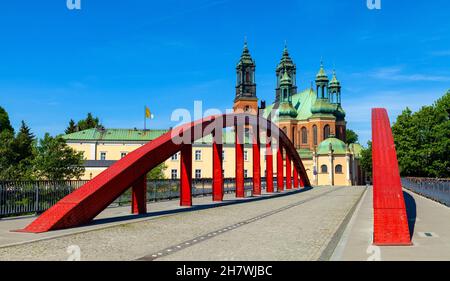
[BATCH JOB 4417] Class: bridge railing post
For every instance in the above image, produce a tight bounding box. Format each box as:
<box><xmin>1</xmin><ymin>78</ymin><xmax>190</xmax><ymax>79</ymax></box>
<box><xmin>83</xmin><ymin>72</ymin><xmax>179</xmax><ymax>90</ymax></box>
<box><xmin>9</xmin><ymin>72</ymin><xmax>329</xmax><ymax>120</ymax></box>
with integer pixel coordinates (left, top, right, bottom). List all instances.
<box><xmin>131</xmin><ymin>175</ymin><xmax>147</xmax><ymax>215</ymax></box>
<box><xmin>286</xmin><ymin>153</ymin><xmax>292</xmax><ymax>190</ymax></box>
<box><xmin>212</xmin><ymin>130</ymin><xmax>224</xmax><ymax>202</ymax></box>
<box><xmin>277</xmin><ymin>145</ymin><xmax>284</xmax><ymax>192</ymax></box>
<box><xmin>180</xmin><ymin>143</ymin><xmax>193</xmax><ymax>206</ymax></box>
<box><xmin>265</xmin><ymin>121</ymin><xmax>274</xmax><ymax>193</ymax></box>
<box><xmin>235</xmin><ymin>118</ymin><xmax>245</xmax><ymax>198</ymax></box>
<box><xmin>252</xmin><ymin>116</ymin><xmax>261</xmax><ymax>196</ymax></box>
<box><xmin>293</xmin><ymin>166</ymin><xmax>299</xmax><ymax>189</ymax></box>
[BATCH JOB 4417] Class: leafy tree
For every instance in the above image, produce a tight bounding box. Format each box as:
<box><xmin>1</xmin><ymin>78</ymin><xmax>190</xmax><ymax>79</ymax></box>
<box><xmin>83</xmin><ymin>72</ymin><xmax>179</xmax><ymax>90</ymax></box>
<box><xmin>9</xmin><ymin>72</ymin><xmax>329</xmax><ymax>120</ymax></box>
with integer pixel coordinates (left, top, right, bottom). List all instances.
<box><xmin>392</xmin><ymin>91</ymin><xmax>450</xmax><ymax>178</ymax></box>
<box><xmin>147</xmin><ymin>163</ymin><xmax>167</xmax><ymax>180</ymax></box>
<box><xmin>346</xmin><ymin>129</ymin><xmax>359</xmax><ymax>144</ymax></box>
<box><xmin>32</xmin><ymin>134</ymin><xmax>85</xmax><ymax>180</ymax></box>
<box><xmin>11</xmin><ymin>121</ymin><xmax>36</xmax><ymax>179</ymax></box>
<box><xmin>65</xmin><ymin>119</ymin><xmax>77</xmax><ymax>134</ymax></box>
<box><xmin>360</xmin><ymin>141</ymin><xmax>372</xmax><ymax>180</ymax></box>
<box><xmin>0</xmin><ymin>130</ymin><xmax>18</xmax><ymax>180</ymax></box>
<box><xmin>65</xmin><ymin>113</ymin><xmax>102</xmax><ymax>134</ymax></box>
<box><xmin>77</xmin><ymin>113</ymin><xmax>101</xmax><ymax>131</ymax></box>
<box><xmin>0</xmin><ymin>106</ymin><xmax>14</xmax><ymax>133</ymax></box>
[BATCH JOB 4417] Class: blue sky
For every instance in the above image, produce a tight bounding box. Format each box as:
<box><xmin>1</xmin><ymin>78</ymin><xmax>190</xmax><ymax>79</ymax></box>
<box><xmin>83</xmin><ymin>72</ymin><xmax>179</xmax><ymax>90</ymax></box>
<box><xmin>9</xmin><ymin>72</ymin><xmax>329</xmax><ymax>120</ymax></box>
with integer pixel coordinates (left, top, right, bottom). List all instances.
<box><xmin>0</xmin><ymin>0</ymin><xmax>449</xmax><ymax>145</ymax></box>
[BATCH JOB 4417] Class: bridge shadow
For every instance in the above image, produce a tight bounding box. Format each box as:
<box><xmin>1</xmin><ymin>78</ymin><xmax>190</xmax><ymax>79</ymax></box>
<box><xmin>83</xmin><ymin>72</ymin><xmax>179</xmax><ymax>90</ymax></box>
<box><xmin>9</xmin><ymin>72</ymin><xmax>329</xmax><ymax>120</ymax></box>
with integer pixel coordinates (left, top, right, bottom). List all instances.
<box><xmin>84</xmin><ymin>187</ymin><xmax>315</xmax><ymax>229</ymax></box>
<box><xmin>403</xmin><ymin>191</ymin><xmax>417</xmax><ymax>240</ymax></box>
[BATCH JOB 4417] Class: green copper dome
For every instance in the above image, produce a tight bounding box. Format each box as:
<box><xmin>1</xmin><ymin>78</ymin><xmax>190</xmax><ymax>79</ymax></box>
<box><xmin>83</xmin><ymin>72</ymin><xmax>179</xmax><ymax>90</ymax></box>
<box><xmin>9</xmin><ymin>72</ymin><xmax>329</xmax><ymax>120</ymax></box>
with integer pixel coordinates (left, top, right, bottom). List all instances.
<box><xmin>237</xmin><ymin>41</ymin><xmax>255</xmax><ymax>67</ymax></box>
<box><xmin>316</xmin><ymin>62</ymin><xmax>329</xmax><ymax>81</ymax></box>
<box><xmin>311</xmin><ymin>98</ymin><xmax>336</xmax><ymax>115</ymax></box>
<box><xmin>317</xmin><ymin>136</ymin><xmax>348</xmax><ymax>155</ymax></box>
<box><xmin>280</xmin><ymin>70</ymin><xmax>291</xmax><ymax>84</ymax></box>
<box><xmin>329</xmin><ymin>70</ymin><xmax>340</xmax><ymax>87</ymax></box>
<box><xmin>276</xmin><ymin>44</ymin><xmax>295</xmax><ymax>71</ymax></box>
<box><xmin>278</xmin><ymin>101</ymin><xmax>298</xmax><ymax>119</ymax></box>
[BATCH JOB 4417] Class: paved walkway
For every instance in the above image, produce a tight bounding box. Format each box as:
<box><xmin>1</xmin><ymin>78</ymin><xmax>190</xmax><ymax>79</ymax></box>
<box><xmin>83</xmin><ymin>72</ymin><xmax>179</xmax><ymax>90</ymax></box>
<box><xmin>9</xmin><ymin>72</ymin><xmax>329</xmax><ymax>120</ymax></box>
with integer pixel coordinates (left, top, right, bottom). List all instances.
<box><xmin>331</xmin><ymin>187</ymin><xmax>450</xmax><ymax>261</ymax></box>
<box><xmin>0</xmin><ymin>186</ymin><xmax>365</xmax><ymax>261</ymax></box>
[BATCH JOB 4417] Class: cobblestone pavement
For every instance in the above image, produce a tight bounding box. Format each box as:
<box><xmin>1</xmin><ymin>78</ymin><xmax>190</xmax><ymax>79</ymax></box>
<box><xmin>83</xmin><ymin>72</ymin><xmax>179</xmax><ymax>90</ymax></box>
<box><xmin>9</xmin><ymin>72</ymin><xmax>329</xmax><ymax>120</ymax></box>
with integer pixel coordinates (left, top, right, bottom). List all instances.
<box><xmin>0</xmin><ymin>186</ymin><xmax>365</xmax><ymax>261</ymax></box>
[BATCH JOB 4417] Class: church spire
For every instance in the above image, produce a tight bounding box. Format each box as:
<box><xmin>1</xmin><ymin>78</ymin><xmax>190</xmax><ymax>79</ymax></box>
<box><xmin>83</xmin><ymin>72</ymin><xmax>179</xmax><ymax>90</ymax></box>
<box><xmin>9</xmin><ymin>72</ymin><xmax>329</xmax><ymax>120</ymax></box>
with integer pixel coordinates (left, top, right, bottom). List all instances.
<box><xmin>275</xmin><ymin>42</ymin><xmax>297</xmax><ymax>103</ymax></box>
<box><xmin>234</xmin><ymin>40</ymin><xmax>258</xmax><ymax>113</ymax></box>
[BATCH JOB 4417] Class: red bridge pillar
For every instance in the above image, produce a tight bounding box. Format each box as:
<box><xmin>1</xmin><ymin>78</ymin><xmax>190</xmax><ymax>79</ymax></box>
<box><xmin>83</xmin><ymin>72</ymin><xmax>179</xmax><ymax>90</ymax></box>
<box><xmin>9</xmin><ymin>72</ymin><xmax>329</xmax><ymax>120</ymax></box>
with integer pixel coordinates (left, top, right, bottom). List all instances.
<box><xmin>286</xmin><ymin>153</ymin><xmax>292</xmax><ymax>190</ymax></box>
<box><xmin>299</xmin><ymin>174</ymin><xmax>305</xmax><ymax>188</ymax></box>
<box><xmin>180</xmin><ymin>144</ymin><xmax>192</xmax><ymax>206</ymax></box>
<box><xmin>235</xmin><ymin>124</ymin><xmax>245</xmax><ymax>198</ymax></box>
<box><xmin>212</xmin><ymin>131</ymin><xmax>224</xmax><ymax>202</ymax></box>
<box><xmin>293</xmin><ymin>166</ymin><xmax>299</xmax><ymax>189</ymax></box>
<box><xmin>372</xmin><ymin>108</ymin><xmax>411</xmax><ymax>246</ymax></box>
<box><xmin>277</xmin><ymin>145</ymin><xmax>284</xmax><ymax>192</ymax></box>
<box><xmin>252</xmin><ymin>120</ymin><xmax>261</xmax><ymax>196</ymax></box>
<box><xmin>265</xmin><ymin>125</ymin><xmax>274</xmax><ymax>193</ymax></box>
<box><xmin>131</xmin><ymin>175</ymin><xmax>147</xmax><ymax>214</ymax></box>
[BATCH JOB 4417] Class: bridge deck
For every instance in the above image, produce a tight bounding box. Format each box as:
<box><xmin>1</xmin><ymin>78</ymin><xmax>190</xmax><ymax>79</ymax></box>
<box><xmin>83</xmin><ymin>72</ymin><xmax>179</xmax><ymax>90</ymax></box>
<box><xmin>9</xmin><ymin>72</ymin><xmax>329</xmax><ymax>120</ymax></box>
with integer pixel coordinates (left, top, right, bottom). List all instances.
<box><xmin>332</xmin><ymin>187</ymin><xmax>450</xmax><ymax>261</ymax></box>
<box><xmin>0</xmin><ymin>187</ymin><xmax>364</xmax><ymax>261</ymax></box>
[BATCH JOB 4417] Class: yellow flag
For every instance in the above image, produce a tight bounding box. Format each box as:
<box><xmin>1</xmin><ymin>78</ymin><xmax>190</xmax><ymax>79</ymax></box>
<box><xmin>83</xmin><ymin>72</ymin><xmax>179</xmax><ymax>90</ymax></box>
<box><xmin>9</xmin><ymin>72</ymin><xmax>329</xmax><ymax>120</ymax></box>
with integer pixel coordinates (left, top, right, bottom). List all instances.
<box><xmin>145</xmin><ymin>107</ymin><xmax>151</xmax><ymax>118</ymax></box>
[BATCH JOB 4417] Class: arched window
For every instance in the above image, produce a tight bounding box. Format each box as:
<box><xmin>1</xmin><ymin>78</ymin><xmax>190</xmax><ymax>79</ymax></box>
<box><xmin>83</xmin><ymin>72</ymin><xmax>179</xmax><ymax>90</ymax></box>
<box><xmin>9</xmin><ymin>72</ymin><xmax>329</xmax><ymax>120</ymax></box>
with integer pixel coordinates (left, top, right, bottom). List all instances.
<box><xmin>301</xmin><ymin>127</ymin><xmax>308</xmax><ymax>144</ymax></box>
<box><xmin>313</xmin><ymin>125</ymin><xmax>318</xmax><ymax>145</ymax></box>
<box><xmin>335</xmin><ymin>165</ymin><xmax>343</xmax><ymax>174</ymax></box>
<box><xmin>246</xmin><ymin>71</ymin><xmax>250</xmax><ymax>82</ymax></box>
<box><xmin>324</xmin><ymin>125</ymin><xmax>330</xmax><ymax>139</ymax></box>
<box><xmin>321</xmin><ymin>165</ymin><xmax>328</xmax><ymax>174</ymax></box>
<box><xmin>283</xmin><ymin>89</ymin><xmax>288</xmax><ymax>100</ymax></box>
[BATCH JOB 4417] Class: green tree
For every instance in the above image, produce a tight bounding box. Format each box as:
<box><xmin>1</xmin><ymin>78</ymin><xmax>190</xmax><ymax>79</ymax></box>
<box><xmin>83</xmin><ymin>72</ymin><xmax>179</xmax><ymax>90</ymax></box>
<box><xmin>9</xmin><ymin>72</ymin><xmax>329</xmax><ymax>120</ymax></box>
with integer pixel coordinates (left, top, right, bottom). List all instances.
<box><xmin>65</xmin><ymin>119</ymin><xmax>77</xmax><ymax>134</ymax></box>
<box><xmin>392</xmin><ymin>91</ymin><xmax>450</xmax><ymax>178</ymax></box>
<box><xmin>0</xmin><ymin>106</ymin><xmax>14</xmax><ymax>133</ymax></box>
<box><xmin>77</xmin><ymin>113</ymin><xmax>101</xmax><ymax>131</ymax></box>
<box><xmin>147</xmin><ymin>163</ymin><xmax>167</xmax><ymax>180</ymax></box>
<box><xmin>360</xmin><ymin>141</ymin><xmax>372</xmax><ymax>180</ymax></box>
<box><xmin>32</xmin><ymin>134</ymin><xmax>85</xmax><ymax>180</ymax></box>
<box><xmin>11</xmin><ymin>121</ymin><xmax>36</xmax><ymax>179</ymax></box>
<box><xmin>0</xmin><ymin>130</ymin><xmax>17</xmax><ymax>180</ymax></box>
<box><xmin>346</xmin><ymin>129</ymin><xmax>359</xmax><ymax>144</ymax></box>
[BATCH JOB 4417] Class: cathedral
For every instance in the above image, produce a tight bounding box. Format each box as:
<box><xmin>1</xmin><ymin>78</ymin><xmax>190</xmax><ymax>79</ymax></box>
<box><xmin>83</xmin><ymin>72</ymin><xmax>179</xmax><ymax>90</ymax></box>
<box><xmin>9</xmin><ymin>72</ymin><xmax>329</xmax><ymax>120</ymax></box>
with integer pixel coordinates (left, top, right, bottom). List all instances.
<box><xmin>232</xmin><ymin>41</ymin><xmax>365</xmax><ymax>186</ymax></box>
<box><xmin>64</xmin><ymin>41</ymin><xmax>365</xmax><ymax>186</ymax></box>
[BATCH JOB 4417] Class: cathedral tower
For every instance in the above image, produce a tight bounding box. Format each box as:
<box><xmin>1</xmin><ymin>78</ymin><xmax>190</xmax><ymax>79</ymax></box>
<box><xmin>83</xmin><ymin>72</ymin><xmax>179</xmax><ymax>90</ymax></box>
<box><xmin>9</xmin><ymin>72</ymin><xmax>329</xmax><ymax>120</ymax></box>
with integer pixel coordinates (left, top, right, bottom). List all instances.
<box><xmin>233</xmin><ymin>40</ymin><xmax>258</xmax><ymax>114</ymax></box>
<box><xmin>275</xmin><ymin>44</ymin><xmax>297</xmax><ymax>103</ymax></box>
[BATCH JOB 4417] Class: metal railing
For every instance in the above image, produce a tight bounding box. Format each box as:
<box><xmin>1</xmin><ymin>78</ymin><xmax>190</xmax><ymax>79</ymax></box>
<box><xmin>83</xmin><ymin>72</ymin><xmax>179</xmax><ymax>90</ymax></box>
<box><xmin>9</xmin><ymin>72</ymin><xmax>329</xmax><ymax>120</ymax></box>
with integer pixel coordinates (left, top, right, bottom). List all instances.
<box><xmin>1</xmin><ymin>178</ymin><xmax>280</xmax><ymax>218</ymax></box>
<box><xmin>402</xmin><ymin>177</ymin><xmax>450</xmax><ymax>207</ymax></box>
<box><xmin>0</xmin><ymin>181</ymin><xmax>88</xmax><ymax>218</ymax></box>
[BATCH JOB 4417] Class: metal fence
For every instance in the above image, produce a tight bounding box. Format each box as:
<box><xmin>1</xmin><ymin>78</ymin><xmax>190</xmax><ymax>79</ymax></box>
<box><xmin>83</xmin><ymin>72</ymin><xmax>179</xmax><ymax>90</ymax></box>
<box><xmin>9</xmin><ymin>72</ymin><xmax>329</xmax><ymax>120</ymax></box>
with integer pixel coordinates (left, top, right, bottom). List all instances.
<box><xmin>402</xmin><ymin>177</ymin><xmax>450</xmax><ymax>207</ymax></box>
<box><xmin>1</xmin><ymin>178</ymin><xmax>277</xmax><ymax>218</ymax></box>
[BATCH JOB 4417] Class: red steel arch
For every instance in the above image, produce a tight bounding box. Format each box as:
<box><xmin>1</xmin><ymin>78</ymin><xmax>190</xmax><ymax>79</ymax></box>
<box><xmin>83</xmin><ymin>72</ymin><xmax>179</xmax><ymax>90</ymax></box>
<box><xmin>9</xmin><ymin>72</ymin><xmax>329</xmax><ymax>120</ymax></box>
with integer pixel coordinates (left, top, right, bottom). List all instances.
<box><xmin>23</xmin><ymin>113</ymin><xmax>310</xmax><ymax>233</ymax></box>
<box><xmin>372</xmin><ymin>108</ymin><xmax>411</xmax><ymax>245</ymax></box>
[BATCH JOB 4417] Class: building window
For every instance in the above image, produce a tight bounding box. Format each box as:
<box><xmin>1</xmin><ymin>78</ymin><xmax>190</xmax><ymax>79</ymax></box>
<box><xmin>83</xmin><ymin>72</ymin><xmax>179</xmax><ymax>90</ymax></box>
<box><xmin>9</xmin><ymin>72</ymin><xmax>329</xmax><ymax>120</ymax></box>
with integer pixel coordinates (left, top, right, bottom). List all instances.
<box><xmin>321</xmin><ymin>165</ymin><xmax>328</xmax><ymax>174</ymax></box>
<box><xmin>244</xmin><ymin>170</ymin><xmax>248</xmax><ymax>178</ymax></box>
<box><xmin>324</xmin><ymin>125</ymin><xmax>331</xmax><ymax>139</ymax></box>
<box><xmin>301</xmin><ymin>127</ymin><xmax>308</xmax><ymax>144</ymax></box>
<box><xmin>244</xmin><ymin>150</ymin><xmax>248</xmax><ymax>161</ymax></box>
<box><xmin>195</xmin><ymin>150</ymin><xmax>202</xmax><ymax>161</ymax></box>
<box><xmin>171</xmin><ymin>169</ymin><xmax>178</xmax><ymax>179</ymax></box>
<box><xmin>335</xmin><ymin>165</ymin><xmax>343</xmax><ymax>174</ymax></box>
<box><xmin>222</xmin><ymin>150</ymin><xmax>225</xmax><ymax>161</ymax></box>
<box><xmin>195</xmin><ymin>169</ymin><xmax>202</xmax><ymax>179</ymax></box>
<box><xmin>313</xmin><ymin>125</ymin><xmax>318</xmax><ymax>145</ymax></box>
<box><xmin>171</xmin><ymin>153</ymin><xmax>179</xmax><ymax>161</ymax></box>
<box><xmin>120</xmin><ymin>152</ymin><xmax>127</xmax><ymax>159</ymax></box>
<box><xmin>100</xmin><ymin>152</ymin><xmax>106</xmax><ymax>161</ymax></box>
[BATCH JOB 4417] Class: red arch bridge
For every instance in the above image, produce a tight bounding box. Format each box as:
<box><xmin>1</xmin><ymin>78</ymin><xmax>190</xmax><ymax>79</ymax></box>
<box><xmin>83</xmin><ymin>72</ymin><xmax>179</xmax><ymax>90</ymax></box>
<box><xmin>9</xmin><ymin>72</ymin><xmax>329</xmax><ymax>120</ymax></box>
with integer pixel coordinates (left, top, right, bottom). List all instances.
<box><xmin>21</xmin><ymin>110</ymin><xmax>412</xmax><ymax>246</ymax></box>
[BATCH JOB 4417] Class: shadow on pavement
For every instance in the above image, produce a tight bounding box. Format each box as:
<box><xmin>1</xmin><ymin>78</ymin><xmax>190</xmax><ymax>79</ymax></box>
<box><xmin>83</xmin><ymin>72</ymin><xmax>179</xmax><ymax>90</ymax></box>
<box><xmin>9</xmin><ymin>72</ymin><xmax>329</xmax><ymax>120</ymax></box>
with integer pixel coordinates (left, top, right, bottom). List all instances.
<box><xmin>403</xmin><ymin>191</ymin><xmax>417</xmax><ymax>240</ymax></box>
